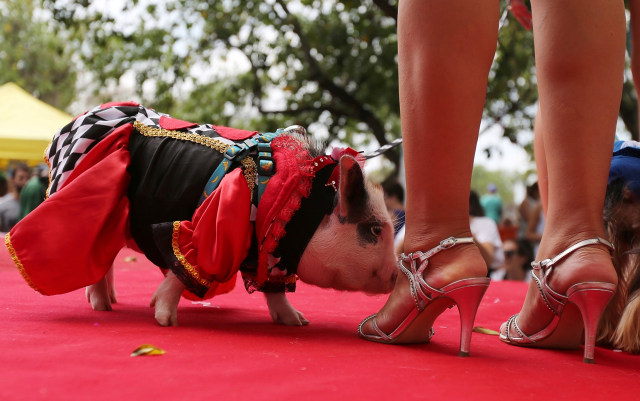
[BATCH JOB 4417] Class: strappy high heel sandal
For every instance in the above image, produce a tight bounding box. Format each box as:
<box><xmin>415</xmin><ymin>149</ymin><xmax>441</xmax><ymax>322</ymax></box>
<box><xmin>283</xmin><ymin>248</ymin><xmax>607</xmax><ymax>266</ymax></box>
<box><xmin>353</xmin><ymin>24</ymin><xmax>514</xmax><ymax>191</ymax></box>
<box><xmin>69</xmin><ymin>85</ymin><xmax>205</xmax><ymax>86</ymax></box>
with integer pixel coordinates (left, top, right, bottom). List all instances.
<box><xmin>499</xmin><ymin>237</ymin><xmax>616</xmax><ymax>363</ymax></box>
<box><xmin>358</xmin><ymin>237</ymin><xmax>491</xmax><ymax>356</ymax></box>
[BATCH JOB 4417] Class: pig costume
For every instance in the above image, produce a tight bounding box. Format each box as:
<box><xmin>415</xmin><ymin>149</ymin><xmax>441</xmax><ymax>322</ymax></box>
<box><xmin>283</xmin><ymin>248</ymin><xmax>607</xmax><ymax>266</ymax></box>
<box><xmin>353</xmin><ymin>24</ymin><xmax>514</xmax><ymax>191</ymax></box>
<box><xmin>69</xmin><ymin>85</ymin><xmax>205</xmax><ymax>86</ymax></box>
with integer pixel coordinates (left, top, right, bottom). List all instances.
<box><xmin>5</xmin><ymin>101</ymin><xmax>362</xmax><ymax>300</ymax></box>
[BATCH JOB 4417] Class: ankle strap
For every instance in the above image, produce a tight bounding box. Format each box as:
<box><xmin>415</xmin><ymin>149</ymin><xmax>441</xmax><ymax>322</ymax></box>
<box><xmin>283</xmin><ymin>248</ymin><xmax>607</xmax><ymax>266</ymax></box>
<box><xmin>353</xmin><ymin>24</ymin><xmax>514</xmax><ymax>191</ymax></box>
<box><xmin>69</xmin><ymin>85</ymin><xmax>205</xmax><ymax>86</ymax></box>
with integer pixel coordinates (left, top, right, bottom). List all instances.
<box><xmin>531</xmin><ymin>237</ymin><xmax>614</xmax><ymax>271</ymax></box>
<box><xmin>402</xmin><ymin>236</ymin><xmax>475</xmax><ymax>266</ymax></box>
<box><xmin>398</xmin><ymin>236</ymin><xmax>476</xmax><ymax>307</ymax></box>
<box><xmin>530</xmin><ymin>237</ymin><xmax>614</xmax><ymax>317</ymax></box>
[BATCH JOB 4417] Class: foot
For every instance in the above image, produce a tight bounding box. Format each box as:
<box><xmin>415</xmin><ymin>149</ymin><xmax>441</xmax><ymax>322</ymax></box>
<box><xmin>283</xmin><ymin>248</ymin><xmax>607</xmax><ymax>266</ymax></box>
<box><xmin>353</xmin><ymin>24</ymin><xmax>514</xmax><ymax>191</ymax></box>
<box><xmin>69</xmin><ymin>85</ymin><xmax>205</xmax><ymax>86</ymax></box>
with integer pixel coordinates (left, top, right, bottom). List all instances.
<box><xmin>150</xmin><ymin>271</ymin><xmax>185</xmax><ymax>327</ymax></box>
<box><xmin>360</xmin><ymin>236</ymin><xmax>487</xmax><ymax>337</ymax></box>
<box><xmin>501</xmin><ymin>237</ymin><xmax>617</xmax><ymax>339</ymax></box>
<box><xmin>86</xmin><ymin>267</ymin><xmax>117</xmax><ymax>311</ymax></box>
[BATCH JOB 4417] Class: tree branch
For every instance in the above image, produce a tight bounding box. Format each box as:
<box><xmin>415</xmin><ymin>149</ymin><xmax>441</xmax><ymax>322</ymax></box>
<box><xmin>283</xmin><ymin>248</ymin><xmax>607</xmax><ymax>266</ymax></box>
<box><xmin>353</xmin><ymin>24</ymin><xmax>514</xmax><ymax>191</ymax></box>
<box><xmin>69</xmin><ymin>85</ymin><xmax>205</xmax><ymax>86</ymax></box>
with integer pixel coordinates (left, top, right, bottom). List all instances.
<box><xmin>271</xmin><ymin>0</ymin><xmax>398</xmax><ymax>166</ymax></box>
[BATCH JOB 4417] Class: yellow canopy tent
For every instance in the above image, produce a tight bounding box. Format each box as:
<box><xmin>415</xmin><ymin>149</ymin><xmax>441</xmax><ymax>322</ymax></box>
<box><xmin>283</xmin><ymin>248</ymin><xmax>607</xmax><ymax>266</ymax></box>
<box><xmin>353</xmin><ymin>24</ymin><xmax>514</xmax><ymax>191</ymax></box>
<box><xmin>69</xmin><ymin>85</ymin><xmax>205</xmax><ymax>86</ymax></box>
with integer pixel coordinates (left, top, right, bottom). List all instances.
<box><xmin>0</xmin><ymin>82</ymin><xmax>73</xmax><ymax>170</ymax></box>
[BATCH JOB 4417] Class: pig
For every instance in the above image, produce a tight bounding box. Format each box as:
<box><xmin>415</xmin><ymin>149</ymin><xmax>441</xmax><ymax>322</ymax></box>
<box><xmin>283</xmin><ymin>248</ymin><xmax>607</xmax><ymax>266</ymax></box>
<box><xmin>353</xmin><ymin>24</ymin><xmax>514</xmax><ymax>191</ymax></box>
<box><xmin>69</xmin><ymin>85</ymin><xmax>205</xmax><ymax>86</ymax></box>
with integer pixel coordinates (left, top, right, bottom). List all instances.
<box><xmin>7</xmin><ymin>102</ymin><xmax>398</xmax><ymax>327</ymax></box>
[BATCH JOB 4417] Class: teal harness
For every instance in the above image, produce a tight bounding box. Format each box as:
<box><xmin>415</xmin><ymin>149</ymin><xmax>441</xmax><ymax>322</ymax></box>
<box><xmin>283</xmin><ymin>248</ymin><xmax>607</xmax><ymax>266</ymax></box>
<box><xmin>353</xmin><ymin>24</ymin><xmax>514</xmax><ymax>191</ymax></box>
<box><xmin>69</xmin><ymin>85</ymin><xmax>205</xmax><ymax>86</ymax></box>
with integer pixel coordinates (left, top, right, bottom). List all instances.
<box><xmin>198</xmin><ymin>129</ymin><xmax>283</xmax><ymax>206</ymax></box>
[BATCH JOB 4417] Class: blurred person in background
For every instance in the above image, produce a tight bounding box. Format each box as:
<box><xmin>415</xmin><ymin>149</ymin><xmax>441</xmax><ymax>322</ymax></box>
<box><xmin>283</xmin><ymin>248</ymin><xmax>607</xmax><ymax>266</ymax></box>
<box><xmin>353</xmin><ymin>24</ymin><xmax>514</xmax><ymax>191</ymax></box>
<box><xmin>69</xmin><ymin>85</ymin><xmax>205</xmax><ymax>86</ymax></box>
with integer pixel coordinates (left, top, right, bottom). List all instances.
<box><xmin>480</xmin><ymin>182</ymin><xmax>503</xmax><ymax>224</ymax></box>
<box><xmin>0</xmin><ymin>163</ymin><xmax>30</xmax><ymax>232</ymax></box>
<box><xmin>382</xmin><ymin>179</ymin><xmax>406</xmax><ymax>238</ymax></box>
<box><xmin>19</xmin><ymin>163</ymin><xmax>49</xmax><ymax>220</ymax></box>
<box><xmin>499</xmin><ymin>238</ymin><xmax>534</xmax><ymax>281</ymax></box>
<box><xmin>518</xmin><ymin>181</ymin><xmax>539</xmax><ymax>237</ymax></box>
<box><xmin>470</xmin><ymin>190</ymin><xmax>505</xmax><ymax>279</ymax></box>
<box><xmin>0</xmin><ymin>172</ymin><xmax>7</xmax><ymax>198</ymax></box>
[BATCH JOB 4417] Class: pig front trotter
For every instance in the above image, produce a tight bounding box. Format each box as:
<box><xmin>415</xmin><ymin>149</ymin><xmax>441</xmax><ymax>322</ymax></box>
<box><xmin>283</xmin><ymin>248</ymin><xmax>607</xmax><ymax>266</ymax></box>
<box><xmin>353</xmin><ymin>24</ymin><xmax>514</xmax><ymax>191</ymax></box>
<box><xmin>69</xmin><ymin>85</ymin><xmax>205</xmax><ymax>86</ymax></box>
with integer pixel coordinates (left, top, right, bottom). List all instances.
<box><xmin>150</xmin><ymin>271</ymin><xmax>185</xmax><ymax>326</ymax></box>
<box><xmin>265</xmin><ymin>292</ymin><xmax>309</xmax><ymax>326</ymax></box>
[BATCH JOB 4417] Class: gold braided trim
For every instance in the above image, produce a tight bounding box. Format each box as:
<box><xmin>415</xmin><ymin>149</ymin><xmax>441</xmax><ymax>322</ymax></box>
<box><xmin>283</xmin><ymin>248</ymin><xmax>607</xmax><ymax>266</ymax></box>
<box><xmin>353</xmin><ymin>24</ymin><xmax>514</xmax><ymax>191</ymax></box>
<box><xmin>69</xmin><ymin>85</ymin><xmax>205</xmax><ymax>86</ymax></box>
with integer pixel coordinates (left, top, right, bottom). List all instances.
<box><xmin>133</xmin><ymin>121</ymin><xmax>257</xmax><ymax>197</ymax></box>
<box><xmin>133</xmin><ymin>120</ymin><xmax>230</xmax><ymax>153</ymax></box>
<box><xmin>4</xmin><ymin>232</ymin><xmax>41</xmax><ymax>293</ymax></box>
<box><xmin>171</xmin><ymin>221</ymin><xmax>212</xmax><ymax>288</ymax></box>
<box><xmin>240</xmin><ymin>156</ymin><xmax>257</xmax><ymax>197</ymax></box>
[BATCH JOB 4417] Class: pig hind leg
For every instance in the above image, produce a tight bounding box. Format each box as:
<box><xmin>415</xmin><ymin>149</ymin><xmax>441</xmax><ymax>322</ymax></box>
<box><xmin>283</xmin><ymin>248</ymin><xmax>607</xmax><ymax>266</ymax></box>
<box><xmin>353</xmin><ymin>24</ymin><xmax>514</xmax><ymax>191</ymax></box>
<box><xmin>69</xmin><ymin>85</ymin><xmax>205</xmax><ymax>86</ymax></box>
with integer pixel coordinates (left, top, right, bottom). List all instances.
<box><xmin>85</xmin><ymin>265</ymin><xmax>117</xmax><ymax>311</ymax></box>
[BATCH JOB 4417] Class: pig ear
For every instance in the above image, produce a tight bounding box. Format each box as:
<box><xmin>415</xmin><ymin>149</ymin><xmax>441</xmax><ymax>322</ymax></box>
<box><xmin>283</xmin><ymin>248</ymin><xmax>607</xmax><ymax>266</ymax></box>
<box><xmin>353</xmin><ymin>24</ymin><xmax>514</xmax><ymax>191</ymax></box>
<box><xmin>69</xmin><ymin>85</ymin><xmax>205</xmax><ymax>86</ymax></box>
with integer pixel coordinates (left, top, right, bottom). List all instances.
<box><xmin>337</xmin><ymin>154</ymin><xmax>368</xmax><ymax>222</ymax></box>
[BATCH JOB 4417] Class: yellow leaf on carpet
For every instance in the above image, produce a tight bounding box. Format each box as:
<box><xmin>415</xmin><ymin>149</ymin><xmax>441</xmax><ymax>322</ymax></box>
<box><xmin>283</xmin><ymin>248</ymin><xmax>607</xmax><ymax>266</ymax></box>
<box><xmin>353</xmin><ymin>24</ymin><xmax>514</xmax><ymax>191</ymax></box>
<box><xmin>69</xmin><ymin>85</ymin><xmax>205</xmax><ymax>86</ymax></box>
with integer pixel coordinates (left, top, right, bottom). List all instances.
<box><xmin>130</xmin><ymin>344</ymin><xmax>166</xmax><ymax>357</ymax></box>
<box><xmin>473</xmin><ymin>326</ymin><xmax>500</xmax><ymax>336</ymax></box>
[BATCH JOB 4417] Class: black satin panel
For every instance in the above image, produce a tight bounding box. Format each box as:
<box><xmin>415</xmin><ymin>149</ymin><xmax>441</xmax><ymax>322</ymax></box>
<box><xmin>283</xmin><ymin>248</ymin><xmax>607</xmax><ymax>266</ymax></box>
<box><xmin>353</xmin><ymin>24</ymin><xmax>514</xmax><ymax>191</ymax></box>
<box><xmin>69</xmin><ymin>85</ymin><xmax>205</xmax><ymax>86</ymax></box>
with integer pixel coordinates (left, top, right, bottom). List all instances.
<box><xmin>127</xmin><ymin>129</ymin><xmax>227</xmax><ymax>268</ymax></box>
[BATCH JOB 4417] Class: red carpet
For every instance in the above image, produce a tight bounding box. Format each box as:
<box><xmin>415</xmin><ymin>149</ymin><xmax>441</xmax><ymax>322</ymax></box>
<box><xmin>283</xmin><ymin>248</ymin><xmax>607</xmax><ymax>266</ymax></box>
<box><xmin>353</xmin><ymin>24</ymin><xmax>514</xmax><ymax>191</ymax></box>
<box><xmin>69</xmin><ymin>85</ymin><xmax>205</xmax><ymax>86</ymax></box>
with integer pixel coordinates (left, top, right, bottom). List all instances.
<box><xmin>1</xmin><ymin>246</ymin><xmax>638</xmax><ymax>401</ymax></box>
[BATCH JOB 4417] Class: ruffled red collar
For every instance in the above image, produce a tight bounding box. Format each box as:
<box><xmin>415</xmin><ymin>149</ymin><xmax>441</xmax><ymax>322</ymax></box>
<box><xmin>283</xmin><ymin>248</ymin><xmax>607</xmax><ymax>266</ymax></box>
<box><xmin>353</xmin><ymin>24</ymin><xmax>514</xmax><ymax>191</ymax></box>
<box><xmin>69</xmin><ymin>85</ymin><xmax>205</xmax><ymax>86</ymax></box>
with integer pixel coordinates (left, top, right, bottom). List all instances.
<box><xmin>253</xmin><ymin>136</ymin><xmax>363</xmax><ymax>285</ymax></box>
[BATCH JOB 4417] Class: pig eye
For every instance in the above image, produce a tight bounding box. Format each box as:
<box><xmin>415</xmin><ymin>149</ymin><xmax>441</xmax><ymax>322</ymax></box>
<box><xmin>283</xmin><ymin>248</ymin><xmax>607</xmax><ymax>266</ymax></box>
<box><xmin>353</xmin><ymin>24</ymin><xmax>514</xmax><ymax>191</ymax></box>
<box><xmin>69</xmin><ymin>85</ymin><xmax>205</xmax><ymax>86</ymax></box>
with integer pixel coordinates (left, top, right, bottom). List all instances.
<box><xmin>357</xmin><ymin>218</ymin><xmax>383</xmax><ymax>246</ymax></box>
<box><xmin>370</xmin><ymin>225</ymin><xmax>383</xmax><ymax>237</ymax></box>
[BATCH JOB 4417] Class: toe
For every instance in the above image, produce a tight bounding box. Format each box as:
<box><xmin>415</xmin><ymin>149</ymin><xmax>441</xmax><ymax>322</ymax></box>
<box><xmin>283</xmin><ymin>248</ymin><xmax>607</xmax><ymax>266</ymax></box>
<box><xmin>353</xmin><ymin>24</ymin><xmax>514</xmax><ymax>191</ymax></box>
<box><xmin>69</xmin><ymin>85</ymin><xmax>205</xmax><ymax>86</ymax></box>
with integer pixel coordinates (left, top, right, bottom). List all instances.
<box><xmin>499</xmin><ymin>321</ymin><xmax>509</xmax><ymax>339</ymax></box>
<box><xmin>357</xmin><ymin>315</ymin><xmax>378</xmax><ymax>338</ymax></box>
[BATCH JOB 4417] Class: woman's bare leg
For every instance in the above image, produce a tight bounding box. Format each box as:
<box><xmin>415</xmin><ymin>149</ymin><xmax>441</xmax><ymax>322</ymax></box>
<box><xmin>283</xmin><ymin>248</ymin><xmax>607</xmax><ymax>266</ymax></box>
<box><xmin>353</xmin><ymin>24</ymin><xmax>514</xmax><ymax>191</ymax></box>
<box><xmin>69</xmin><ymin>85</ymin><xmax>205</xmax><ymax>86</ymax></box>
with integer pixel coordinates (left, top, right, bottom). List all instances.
<box><xmin>400</xmin><ymin>0</ymin><xmax>499</xmax><ymax>277</ymax></box>
<box><xmin>533</xmin><ymin>108</ymin><xmax>548</xmax><ymax>214</ymax></box>
<box><xmin>510</xmin><ymin>0</ymin><xmax>625</xmax><ymax>336</ymax></box>
<box><xmin>361</xmin><ymin>0</ymin><xmax>500</xmax><ymax>335</ymax></box>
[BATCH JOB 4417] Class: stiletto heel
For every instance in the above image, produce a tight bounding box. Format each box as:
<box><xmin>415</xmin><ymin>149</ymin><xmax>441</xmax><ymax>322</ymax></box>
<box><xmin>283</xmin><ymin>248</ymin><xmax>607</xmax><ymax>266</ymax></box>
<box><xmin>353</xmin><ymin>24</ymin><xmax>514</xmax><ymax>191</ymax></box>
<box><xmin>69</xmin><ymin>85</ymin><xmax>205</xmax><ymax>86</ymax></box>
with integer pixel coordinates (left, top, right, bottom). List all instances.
<box><xmin>568</xmin><ymin>285</ymin><xmax>616</xmax><ymax>363</ymax></box>
<box><xmin>448</xmin><ymin>283</ymin><xmax>490</xmax><ymax>356</ymax></box>
<box><xmin>358</xmin><ymin>237</ymin><xmax>490</xmax><ymax>356</ymax></box>
<box><xmin>500</xmin><ymin>237</ymin><xmax>616</xmax><ymax>363</ymax></box>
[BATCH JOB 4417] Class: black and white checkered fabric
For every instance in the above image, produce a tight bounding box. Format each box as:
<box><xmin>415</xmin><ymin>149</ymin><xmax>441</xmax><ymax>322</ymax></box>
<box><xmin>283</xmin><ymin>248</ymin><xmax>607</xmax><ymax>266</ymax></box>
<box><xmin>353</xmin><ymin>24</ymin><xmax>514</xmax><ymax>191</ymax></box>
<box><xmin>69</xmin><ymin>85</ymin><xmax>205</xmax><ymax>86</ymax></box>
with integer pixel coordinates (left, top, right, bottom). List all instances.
<box><xmin>46</xmin><ymin>104</ymin><xmax>161</xmax><ymax>195</ymax></box>
<box><xmin>46</xmin><ymin>104</ymin><xmax>238</xmax><ymax>196</ymax></box>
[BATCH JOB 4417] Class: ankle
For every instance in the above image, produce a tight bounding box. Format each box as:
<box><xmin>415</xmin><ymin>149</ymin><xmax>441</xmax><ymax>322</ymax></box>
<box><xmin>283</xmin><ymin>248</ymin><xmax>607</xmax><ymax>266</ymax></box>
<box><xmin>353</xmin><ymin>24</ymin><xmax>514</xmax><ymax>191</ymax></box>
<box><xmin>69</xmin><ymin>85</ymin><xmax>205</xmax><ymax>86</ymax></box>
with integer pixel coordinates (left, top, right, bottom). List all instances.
<box><xmin>537</xmin><ymin>230</ymin><xmax>609</xmax><ymax>261</ymax></box>
<box><xmin>538</xmin><ymin>237</ymin><xmax>617</xmax><ymax>293</ymax></box>
<box><xmin>418</xmin><ymin>242</ymin><xmax>488</xmax><ymax>289</ymax></box>
<box><xmin>402</xmin><ymin>225</ymin><xmax>473</xmax><ymax>255</ymax></box>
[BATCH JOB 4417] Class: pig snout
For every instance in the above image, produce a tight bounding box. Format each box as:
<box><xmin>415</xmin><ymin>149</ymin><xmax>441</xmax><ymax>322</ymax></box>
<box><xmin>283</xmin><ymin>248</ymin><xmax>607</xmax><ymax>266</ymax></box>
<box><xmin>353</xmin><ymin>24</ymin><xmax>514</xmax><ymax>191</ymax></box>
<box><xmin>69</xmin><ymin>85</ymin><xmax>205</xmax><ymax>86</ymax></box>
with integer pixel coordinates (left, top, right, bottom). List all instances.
<box><xmin>362</xmin><ymin>258</ymin><xmax>398</xmax><ymax>294</ymax></box>
<box><xmin>296</xmin><ymin>221</ymin><xmax>399</xmax><ymax>294</ymax></box>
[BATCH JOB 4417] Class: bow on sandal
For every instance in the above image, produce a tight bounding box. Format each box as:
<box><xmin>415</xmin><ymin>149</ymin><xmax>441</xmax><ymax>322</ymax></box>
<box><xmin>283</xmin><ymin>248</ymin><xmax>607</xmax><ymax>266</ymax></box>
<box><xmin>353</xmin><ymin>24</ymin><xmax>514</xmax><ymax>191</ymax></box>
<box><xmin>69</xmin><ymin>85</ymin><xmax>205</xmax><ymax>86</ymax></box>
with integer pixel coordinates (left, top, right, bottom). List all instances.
<box><xmin>500</xmin><ymin>237</ymin><xmax>616</xmax><ymax>363</ymax></box>
<box><xmin>358</xmin><ymin>237</ymin><xmax>491</xmax><ymax>356</ymax></box>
